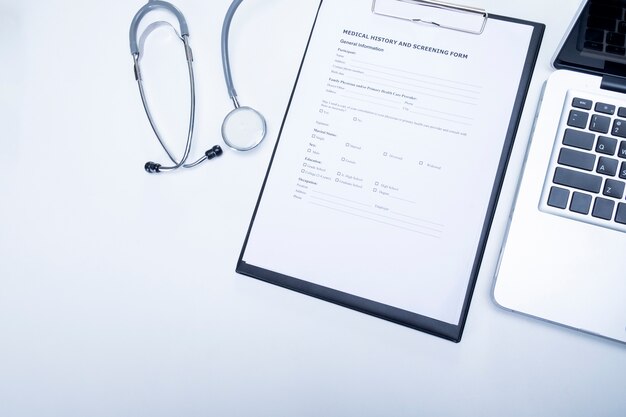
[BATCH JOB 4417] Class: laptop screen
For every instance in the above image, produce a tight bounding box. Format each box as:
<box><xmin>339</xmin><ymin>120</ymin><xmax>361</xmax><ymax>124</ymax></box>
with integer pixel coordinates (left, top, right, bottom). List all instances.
<box><xmin>555</xmin><ymin>0</ymin><xmax>626</xmax><ymax>77</ymax></box>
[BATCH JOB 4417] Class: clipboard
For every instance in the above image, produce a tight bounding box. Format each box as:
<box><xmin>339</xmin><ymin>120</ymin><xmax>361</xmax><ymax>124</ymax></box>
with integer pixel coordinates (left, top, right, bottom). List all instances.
<box><xmin>236</xmin><ymin>0</ymin><xmax>544</xmax><ymax>342</ymax></box>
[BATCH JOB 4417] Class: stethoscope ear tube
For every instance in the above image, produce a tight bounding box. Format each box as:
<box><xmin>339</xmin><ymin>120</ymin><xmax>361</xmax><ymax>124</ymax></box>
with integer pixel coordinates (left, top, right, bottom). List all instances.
<box><xmin>135</xmin><ymin>33</ymin><xmax>196</xmax><ymax>172</ymax></box>
<box><xmin>130</xmin><ymin>1</ymin><xmax>222</xmax><ymax>173</ymax></box>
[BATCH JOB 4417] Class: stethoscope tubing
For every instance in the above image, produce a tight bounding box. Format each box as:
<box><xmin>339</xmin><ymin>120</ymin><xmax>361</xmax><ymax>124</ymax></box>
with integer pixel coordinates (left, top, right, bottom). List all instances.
<box><xmin>133</xmin><ymin>39</ymin><xmax>196</xmax><ymax>171</ymax></box>
<box><xmin>129</xmin><ymin>0</ymin><xmax>265</xmax><ymax>172</ymax></box>
<box><xmin>221</xmin><ymin>0</ymin><xmax>244</xmax><ymax>107</ymax></box>
<box><xmin>129</xmin><ymin>0</ymin><xmax>189</xmax><ymax>56</ymax></box>
<box><xmin>131</xmin><ymin>1</ymin><xmax>203</xmax><ymax>172</ymax></box>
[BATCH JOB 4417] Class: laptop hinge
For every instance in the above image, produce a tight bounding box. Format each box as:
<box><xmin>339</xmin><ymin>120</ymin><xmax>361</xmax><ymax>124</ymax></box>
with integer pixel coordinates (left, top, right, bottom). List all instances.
<box><xmin>600</xmin><ymin>75</ymin><xmax>626</xmax><ymax>94</ymax></box>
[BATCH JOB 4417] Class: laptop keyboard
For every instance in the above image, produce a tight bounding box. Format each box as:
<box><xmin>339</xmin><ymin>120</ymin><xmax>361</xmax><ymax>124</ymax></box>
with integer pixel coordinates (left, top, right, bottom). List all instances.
<box><xmin>540</xmin><ymin>90</ymin><xmax>626</xmax><ymax>233</ymax></box>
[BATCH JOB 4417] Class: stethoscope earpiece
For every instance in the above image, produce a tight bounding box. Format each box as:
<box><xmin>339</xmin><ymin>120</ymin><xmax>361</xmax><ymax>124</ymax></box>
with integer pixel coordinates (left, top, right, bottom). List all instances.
<box><xmin>144</xmin><ymin>144</ymin><xmax>223</xmax><ymax>173</ymax></box>
<box><xmin>130</xmin><ymin>0</ymin><xmax>266</xmax><ymax>174</ymax></box>
<box><xmin>145</xmin><ymin>145</ymin><xmax>224</xmax><ymax>173</ymax></box>
<box><xmin>144</xmin><ymin>161</ymin><xmax>162</xmax><ymax>173</ymax></box>
<box><xmin>205</xmin><ymin>145</ymin><xmax>224</xmax><ymax>159</ymax></box>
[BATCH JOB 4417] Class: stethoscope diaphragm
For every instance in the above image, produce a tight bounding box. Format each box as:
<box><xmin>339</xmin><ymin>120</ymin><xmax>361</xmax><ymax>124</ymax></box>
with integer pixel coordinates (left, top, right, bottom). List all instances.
<box><xmin>221</xmin><ymin>106</ymin><xmax>267</xmax><ymax>152</ymax></box>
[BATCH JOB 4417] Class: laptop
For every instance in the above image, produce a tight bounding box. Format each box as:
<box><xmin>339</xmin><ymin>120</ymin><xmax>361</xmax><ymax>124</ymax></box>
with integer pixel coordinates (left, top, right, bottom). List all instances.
<box><xmin>494</xmin><ymin>0</ymin><xmax>626</xmax><ymax>344</ymax></box>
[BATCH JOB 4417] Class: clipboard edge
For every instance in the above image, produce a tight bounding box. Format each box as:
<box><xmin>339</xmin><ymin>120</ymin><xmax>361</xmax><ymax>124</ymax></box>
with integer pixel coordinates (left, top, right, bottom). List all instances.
<box><xmin>237</xmin><ymin>261</ymin><xmax>462</xmax><ymax>342</ymax></box>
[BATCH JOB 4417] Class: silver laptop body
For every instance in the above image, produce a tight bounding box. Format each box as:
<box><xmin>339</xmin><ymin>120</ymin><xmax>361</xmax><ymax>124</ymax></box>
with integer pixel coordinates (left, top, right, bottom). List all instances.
<box><xmin>494</xmin><ymin>0</ymin><xmax>626</xmax><ymax>344</ymax></box>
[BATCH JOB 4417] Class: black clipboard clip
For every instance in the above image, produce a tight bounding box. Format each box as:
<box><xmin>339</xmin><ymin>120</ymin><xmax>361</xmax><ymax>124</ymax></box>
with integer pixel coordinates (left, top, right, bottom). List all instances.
<box><xmin>371</xmin><ymin>0</ymin><xmax>488</xmax><ymax>34</ymax></box>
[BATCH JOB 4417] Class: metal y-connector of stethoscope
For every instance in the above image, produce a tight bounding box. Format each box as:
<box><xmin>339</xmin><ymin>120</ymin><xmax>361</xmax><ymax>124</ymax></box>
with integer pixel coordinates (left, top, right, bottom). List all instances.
<box><xmin>129</xmin><ymin>0</ymin><xmax>267</xmax><ymax>173</ymax></box>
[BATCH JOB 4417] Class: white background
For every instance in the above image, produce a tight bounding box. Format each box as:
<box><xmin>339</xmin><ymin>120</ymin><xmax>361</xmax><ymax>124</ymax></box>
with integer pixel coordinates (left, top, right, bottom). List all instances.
<box><xmin>1</xmin><ymin>0</ymin><xmax>624</xmax><ymax>416</ymax></box>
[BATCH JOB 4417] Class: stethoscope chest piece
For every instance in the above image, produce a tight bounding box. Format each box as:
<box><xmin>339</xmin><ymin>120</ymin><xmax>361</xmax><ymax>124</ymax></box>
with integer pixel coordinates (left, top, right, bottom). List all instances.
<box><xmin>221</xmin><ymin>106</ymin><xmax>266</xmax><ymax>151</ymax></box>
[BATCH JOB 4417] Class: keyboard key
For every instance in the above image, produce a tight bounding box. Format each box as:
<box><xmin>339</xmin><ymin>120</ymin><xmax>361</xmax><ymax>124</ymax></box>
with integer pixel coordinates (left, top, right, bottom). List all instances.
<box><xmin>620</xmin><ymin>161</ymin><xmax>626</xmax><ymax>179</ymax></box>
<box><xmin>590</xmin><ymin>3</ymin><xmax>623</xmax><ymax>19</ymax></box>
<box><xmin>619</xmin><ymin>140</ymin><xmax>626</xmax><ymax>158</ymax></box>
<box><xmin>558</xmin><ymin>148</ymin><xmax>596</xmax><ymax>171</ymax></box>
<box><xmin>585</xmin><ymin>28</ymin><xmax>605</xmax><ymax>42</ymax></box>
<box><xmin>592</xmin><ymin>197</ymin><xmax>615</xmax><ymax>220</ymax></box>
<box><xmin>603</xmin><ymin>178</ymin><xmax>626</xmax><ymax>198</ymax></box>
<box><xmin>606</xmin><ymin>45</ymin><xmax>626</xmax><ymax>55</ymax></box>
<box><xmin>611</xmin><ymin>119</ymin><xmax>626</xmax><ymax>137</ymax></box>
<box><xmin>616</xmin><ymin>203</ymin><xmax>626</xmax><ymax>224</ymax></box>
<box><xmin>606</xmin><ymin>32</ymin><xmax>626</xmax><ymax>46</ymax></box>
<box><xmin>619</xmin><ymin>21</ymin><xmax>626</xmax><ymax>34</ymax></box>
<box><xmin>590</xmin><ymin>114</ymin><xmax>611</xmax><ymax>133</ymax></box>
<box><xmin>572</xmin><ymin>97</ymin><xmax>593</xmax><ymax>110</ymax></box>
<box><xmin>597</xmin><ymin>156</ymin><xmax>619</xmax><ymax>176</ymax></box>
<box><xmin>596</xmin><ymin>136</ymin><xmax>618</xmax><ymax>155</ymax></box>
<box><xmin>568</xmin><ymin>110</ymin><xmax>589</xmax><ymax>129</ymax></box>
<box><xmin>570</xmin><ymin>192</ymin><xmax>592</xmax><ymax>214</ymax></box>
<box><xmin>595</xmin><ymin>102</ymin><xmax>616</xmax><ymax>114</ymax></box>
<box><xmin>563</xmin><ymin>128</ymin><xmax>595</xmax><ymax>150</ymax></box>
<box><xmin>587</xmin><ymin>15</ymin><xmax>616</xmax><ymax>31</ymax></box>
<box><xmin>584</xmin><ymin>41</ymin><xmax>604</xmax><ymax>51</ymax></box>
<box><xmin>547</xmin><ymin>186</ymin><xmax>569</xmax><ymax>209</ymax></box>
<box><xmin>554</xmin><ymin>167</ymin><xmax>603</xmax><ymax>193</ymax></box>
<box><xmin>618</xmin><ymin>107</ymin><xmax>626</xmax><ymax>118</ymax></box>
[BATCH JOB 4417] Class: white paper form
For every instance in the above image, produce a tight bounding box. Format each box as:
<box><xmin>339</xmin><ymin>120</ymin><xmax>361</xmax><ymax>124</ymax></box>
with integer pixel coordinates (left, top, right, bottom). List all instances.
<box><xmin>242</xmin><ymin>0</ymin><xmax>534</xmax><ymax>325</ymax></box>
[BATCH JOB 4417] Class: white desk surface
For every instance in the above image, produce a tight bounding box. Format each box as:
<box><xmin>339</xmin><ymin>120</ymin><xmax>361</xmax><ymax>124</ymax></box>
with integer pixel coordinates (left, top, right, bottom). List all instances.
<box><xmin>1</xmin><ymin>0</ymin><xmax>624</xmax><ymax>416</ymax></box>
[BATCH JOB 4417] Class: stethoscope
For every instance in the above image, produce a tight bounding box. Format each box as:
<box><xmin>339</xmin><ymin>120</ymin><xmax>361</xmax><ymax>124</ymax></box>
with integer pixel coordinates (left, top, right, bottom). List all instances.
<box><xmin>129</xmin><ymin>0</ymin><xmax>267</xmax><ymax>173</ymax></box>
